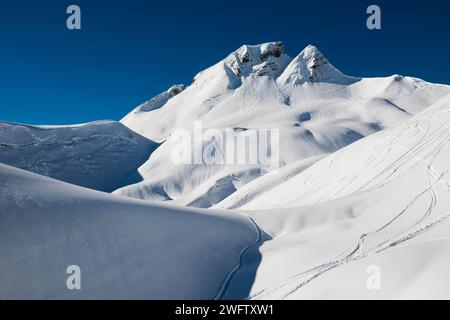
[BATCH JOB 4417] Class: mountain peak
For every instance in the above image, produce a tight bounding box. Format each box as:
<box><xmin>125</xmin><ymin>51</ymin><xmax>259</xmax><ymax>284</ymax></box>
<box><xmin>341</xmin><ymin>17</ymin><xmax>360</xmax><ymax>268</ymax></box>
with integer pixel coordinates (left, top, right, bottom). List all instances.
<box><xmin>302</xmin><ymin>44</ymin><xmax>326</xmax><ymax>61</ymax></box>
<box><xmin>192</xmin><ymin>42</ymin><xmax>358</xmax><ymax>92</ymax></box>
<box><xmin>300</xmin><ymin>44</ymin><xmax>321</xmax><ymax>58</ymax></box>
<box><xmin>298</xmin><ymin>44</ymin><xmax>331</xmax><ymax>78</ymax></box>
<box><xmin>225</xmin><ymin>41</ymin><xmax>291</xmax><ymax>77</ymax></box>
<box><xmin>278</xmin><ymin>44</ymin><xmax>357</xmax><ymax>85</ymax></box>
<box><xmin>237</xmin><ymin>41</ymin><xmax>286</xmax><ymax>61</ymax></box>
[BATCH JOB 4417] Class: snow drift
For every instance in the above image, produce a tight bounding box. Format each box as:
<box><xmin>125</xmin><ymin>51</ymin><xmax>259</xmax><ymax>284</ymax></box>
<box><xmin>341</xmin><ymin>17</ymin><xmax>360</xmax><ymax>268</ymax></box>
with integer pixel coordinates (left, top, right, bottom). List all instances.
<box><xmin>0</xmin><ymin>120</ymin><xmax>157</xmax><ymax>192</ymax></box>
<box><xmin>231</xmin><ymin>95</ymin><xmax>450</xmax><ymax>299</ymax></box>
<box><xmin>2</xmin><ymin>41</ymin><xmax>450</xmax><ymax>300</ymax></box>
<box><xmin>0</xmin><ymin>163</ymin><xmax>259</xmax><ymax>299</ymax></box>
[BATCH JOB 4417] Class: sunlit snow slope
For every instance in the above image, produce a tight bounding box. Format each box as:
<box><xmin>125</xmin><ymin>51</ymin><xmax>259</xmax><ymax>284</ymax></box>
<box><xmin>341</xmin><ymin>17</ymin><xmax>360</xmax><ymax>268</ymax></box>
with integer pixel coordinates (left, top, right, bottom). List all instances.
<box><xmin>118</xmin><ymin>42</ymin><xmax>450</xmax><ymax>207</ymax></box>
<box><xmin>2</xmin><ymin>41</ymin><xmax>450</xmax><ymax>300</ymax></box>
<box><xmin>0</xmin><ymin>163</ymin><xmax>258</xmax><ymax>299</ymax></box>
<box><xmin>230</xmin><ymin>95</ymin><xmax>450</xmax><ymax>299</ymax></box>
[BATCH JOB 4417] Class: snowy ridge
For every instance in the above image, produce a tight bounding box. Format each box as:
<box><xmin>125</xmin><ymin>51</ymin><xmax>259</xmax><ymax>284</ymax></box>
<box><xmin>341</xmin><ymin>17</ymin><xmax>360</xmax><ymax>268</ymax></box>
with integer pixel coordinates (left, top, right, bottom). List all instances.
<box><xmin>0</xmin><ymin>120</ymin><xmax>158</xmax><ymax>192</ymax></box>
<box><xmin>117</xmin><ymin>42</ymin><xmax>450</xmax><ymax>208</ymax></box>
<box><xmin>277</xmin><ymin>44</ymin><xmax>358</xmax><ymax>85</ymax></box>
<box><xmin>123</xmin><ymin>84</ymin><xmax>186</xmax><ymax>117</ymax></box>
<box><xmin>0</xmin><ymin>163</ymin><xmax>258</xmax><ymax>299</ymax></box>
<box><xmin>2</xmin><ymin>41</ymin><xmax>450</xmax><ymax>300</ymax></box>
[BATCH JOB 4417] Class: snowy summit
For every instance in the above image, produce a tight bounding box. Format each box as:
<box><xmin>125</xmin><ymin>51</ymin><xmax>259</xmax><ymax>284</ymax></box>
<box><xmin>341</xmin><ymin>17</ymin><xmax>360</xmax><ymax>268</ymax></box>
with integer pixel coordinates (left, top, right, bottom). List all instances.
<box><xmin>1</xmin><ymin>41</ymin><xmax>450</xmax><ymax>299</ymax></box>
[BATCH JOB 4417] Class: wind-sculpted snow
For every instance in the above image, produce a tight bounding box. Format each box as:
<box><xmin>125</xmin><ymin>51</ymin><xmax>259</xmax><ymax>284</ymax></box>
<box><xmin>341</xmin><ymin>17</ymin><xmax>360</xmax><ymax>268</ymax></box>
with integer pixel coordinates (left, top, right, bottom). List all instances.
<box><xmin>233</xmin><ymin>95</ymin><xmax>450</xmax><ymax>299</ymax></box>
<box><xmin>0</xmin><ymin>120</ymin><xmax>157</xmax><ymax>192</ymax></box>
<box><xmin>118</xmin><ymin>42</ymin><xmax>450</xmax><ymax>207</ymax></box>
<box><xmin>0</xmin><ymin>164</ymin><xmax>258</xmax><ymax>299</ymax></box>
<box><xmin>241</xmin><ymin>95</ymin><xmax>450</xmax><ymax>209</ymax></box>
<box><xmin>214</xmin><ymin>156</ymin><xmax>324</xmax><ymax>210</ymax></box>
<box><xmin>2</xmin><ymin>42</ymin><xmax>450</xmax><ymax>300</ymax></box>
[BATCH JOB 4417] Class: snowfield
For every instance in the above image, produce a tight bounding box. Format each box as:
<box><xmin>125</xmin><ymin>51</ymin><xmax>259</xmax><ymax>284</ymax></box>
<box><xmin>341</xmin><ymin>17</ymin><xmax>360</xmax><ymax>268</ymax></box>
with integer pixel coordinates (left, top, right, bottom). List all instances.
<box><xmin>0</xmin><ymin>120</ymin><xmax>157</xmax><ymax>192</ymax></box>
<box><xmin>0</xmin><ymin>163</ymin><xmax>259</xmax><ymax>299</ymax></box>
<box><xmin>236</xmin><ymin>95</ymin><xmax>450</xmax><ymax>299</ymax></box>
<box><xmin>1</xmin><ymin>42</ymin><xmax>450</xmax><ymax>299</ymax></box>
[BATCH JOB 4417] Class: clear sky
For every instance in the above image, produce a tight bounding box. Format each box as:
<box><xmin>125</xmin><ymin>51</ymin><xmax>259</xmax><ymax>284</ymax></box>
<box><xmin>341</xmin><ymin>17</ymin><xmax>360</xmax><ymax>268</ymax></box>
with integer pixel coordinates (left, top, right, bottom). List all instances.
<box><xmin>1</xmin><ymin>0</ymin><xmax>449</xmax><ymax>124</ymax></box>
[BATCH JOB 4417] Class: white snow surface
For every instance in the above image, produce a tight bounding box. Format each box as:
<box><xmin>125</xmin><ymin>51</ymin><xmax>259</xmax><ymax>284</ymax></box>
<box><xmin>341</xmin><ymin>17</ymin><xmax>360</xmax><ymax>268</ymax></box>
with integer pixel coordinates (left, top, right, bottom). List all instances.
<box><xmin>118</xmin><ymin>42</ymin><xmax>450</xmax><ymax>207</ymax></box>
<box><xmin>231</xmin><ymin>95</ymin><xmax>450</xmax><ymax>299</ymax></box>
<box><xmin>0</xmin><ymin>120</ymin><xmax>157</xmax><ymax>192</ymax></box>
<box><xmin>0</xmin><ymin>163</ymin><xmax>258</xmax><ymax>299</ymax></box>
<box><xmin>2</xmin><ymin>42</ymin><xmax>450</xmax><ymax>300</ymax></box>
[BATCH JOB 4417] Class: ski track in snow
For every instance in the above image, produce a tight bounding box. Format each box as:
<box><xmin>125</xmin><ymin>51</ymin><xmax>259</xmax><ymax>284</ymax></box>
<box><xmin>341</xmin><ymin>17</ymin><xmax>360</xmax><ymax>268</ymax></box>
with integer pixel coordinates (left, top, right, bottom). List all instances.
<box><xmin>214</xmin><ymin>213</ymin><xmax>263</xmax><ymax>300</ymax></box>
<box><xmin>2</xmin><ymin>42</ymin><xmax>450</xmax><ymax>299</ymax></box>
<box><xmin>258</xmin><ymin>213</ymin><xmax>450</xmax><ymax>300</ymax></box>
<box><xmin>251</xmin><ymin>107</ymin><xmax>450</xmax><ymax>300</ymax></box>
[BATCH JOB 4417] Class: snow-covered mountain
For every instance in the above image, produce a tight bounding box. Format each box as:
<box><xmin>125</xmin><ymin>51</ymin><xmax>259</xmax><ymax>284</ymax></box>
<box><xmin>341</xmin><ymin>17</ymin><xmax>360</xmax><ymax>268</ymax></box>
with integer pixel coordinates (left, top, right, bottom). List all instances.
<box><xmin>2</xmin><ymin>42</ymin><xmax>448</xmax><ymax>203</ymax></box>
<box><xmin>117</xmin><ymin>42</ymin><xmax>450</xmax><ymax>207</ymax></box>
<box><xmin>2</xmin><ymin>41</ymin><xmax>450</xmax><ymax>300</ymax></box>
<box><xmin>0</xmin><ymin>120</ymin><xmax>157</xmax><ymax>192</ymax></box>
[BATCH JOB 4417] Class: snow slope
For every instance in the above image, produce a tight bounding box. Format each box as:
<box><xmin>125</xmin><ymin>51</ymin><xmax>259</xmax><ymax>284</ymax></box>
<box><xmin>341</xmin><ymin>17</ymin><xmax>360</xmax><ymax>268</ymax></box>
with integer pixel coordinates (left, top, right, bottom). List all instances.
<box><xmin>2</xmin><ymin>41</ymin><xmax>450</xmax><ymax>300</ymax></box>
<box><xmin>238</xmin><ymin>94</ymin><xmax>450</xmax><ymax>209</ymax></box>
<box><xmin>0</xmin><ymin>120</ymin><xmax>157</xmax><ymax>192</ymax></box>
<box><xmin>0</xmin><ymin>163</ymin><xmax>259</xmax><ymax>299</ymax></box>
<box><xmin>117</xmin><ymin>42</ymin><xmax>450</xmax><ymax>207</ymax></box>
<box><xmin>214</xmin><ymin>155</ymin><xmax>324</xmax><ymax>210</ymax></box>
<box><xmin>225</xmin><ymin>95</ymin><xmax>450</xmax><ymax>299</ymax></box>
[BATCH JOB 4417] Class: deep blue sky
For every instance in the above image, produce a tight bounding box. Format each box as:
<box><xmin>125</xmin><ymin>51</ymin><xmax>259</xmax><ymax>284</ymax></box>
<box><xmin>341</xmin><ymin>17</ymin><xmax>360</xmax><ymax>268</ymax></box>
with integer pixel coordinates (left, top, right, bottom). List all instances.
<box><xmin>1</xmin><ymin>0</ymin><xmax>449</xmax><ymax>124</ymax></box>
